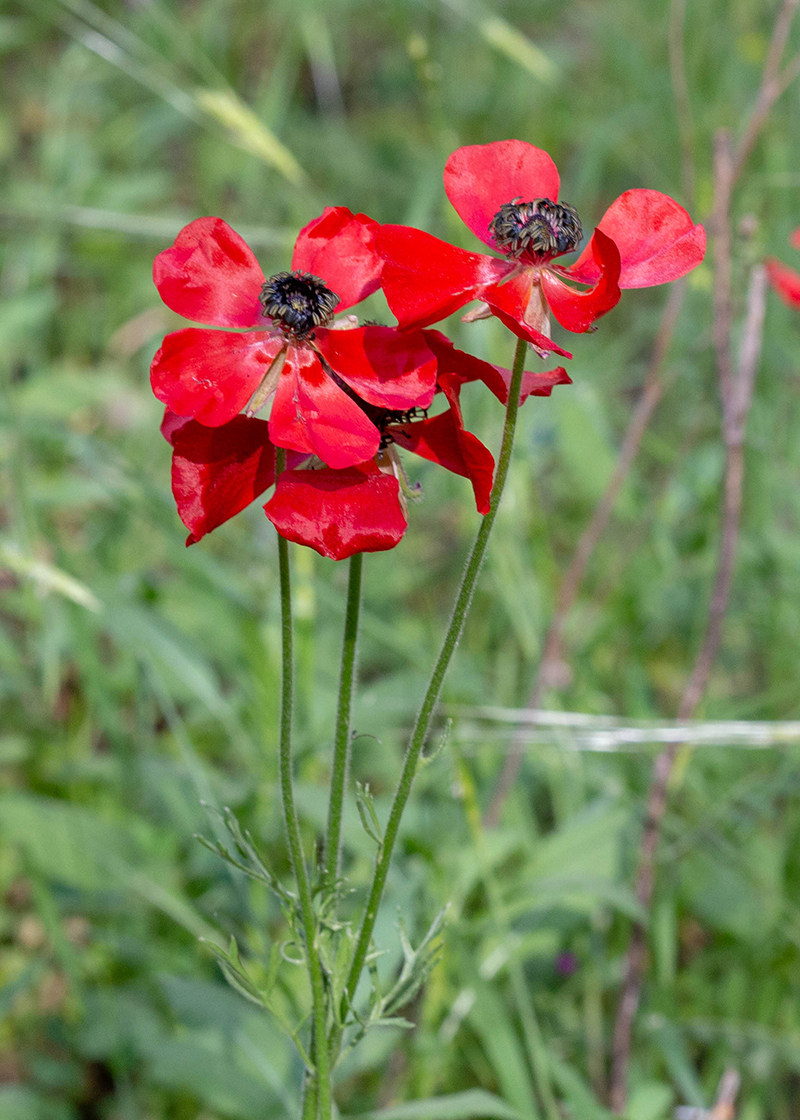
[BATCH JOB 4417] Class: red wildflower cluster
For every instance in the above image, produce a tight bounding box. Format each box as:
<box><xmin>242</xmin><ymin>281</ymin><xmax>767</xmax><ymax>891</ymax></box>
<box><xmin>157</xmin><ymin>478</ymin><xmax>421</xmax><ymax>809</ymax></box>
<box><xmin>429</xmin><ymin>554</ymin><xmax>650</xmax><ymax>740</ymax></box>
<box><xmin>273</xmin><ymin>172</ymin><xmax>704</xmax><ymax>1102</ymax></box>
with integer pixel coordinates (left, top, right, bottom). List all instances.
<box><xmin>765</xmin><ymin>227</ymin><xmax>800</xmax><ymax>308</ymax></box>
<box><xmin>151</xmin><ymin>140</ymin><xmax>704</xmax><ymax>560</ymax></box>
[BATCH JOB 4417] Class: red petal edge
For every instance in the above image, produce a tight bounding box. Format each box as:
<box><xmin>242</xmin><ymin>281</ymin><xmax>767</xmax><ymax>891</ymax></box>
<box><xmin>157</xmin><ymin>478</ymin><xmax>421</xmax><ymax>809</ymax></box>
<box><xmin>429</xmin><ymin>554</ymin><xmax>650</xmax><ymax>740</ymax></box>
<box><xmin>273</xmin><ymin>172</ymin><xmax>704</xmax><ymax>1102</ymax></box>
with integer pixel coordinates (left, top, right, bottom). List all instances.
<box><xmin>268</xmin><ymin>346</ymin><xmax>382</xmax><ymax>469</ymax></box>
<box><xmin>765</xmin><ymin>257</ymin><xmax>800</xmax><ymax>308</ymax></box>
<box><xmin>316</xmin><ymin>325</ymin><xmax>437</xmax><ymax>410</ymax></box>
<box><xmin>170</xmin><ymin>415</ymin><xmax>277</xmax><ymax>545</ymax></box>
<box><xmin>389</xmin><ymin>378</ymin><xmax>495</xmax><ymax>515</ymax></box>
<box><xmin>542</xmin><ymin>228</ymin><xmax>621</xmax><ymax>332</ymax></box>
<box><xmin>150</xmin><ymin>328</ymin><xmax>284</xmax><ymax>427</ymax></box>
<box><xmin>291</xmin><ymin>206</ymin><xmax>382</xmax><ymax>311</ymax></box>
<box><xmin>443</xmin><ymin>141</ymin><xmax>561</xmax><ymax>251</ymax></box>
<box><xmin>568</xmin><ymin>190</ymin><xmax>706</xmax><ymax>289</ymax></box>
<box><xmin>483</xmin><ymin>272</ymin><xmax>574</xmax><ymax>357</ymax></box>
<box><xmin>265</xmin><ymin>463</ymin><xmax>407</xmax><ymax>560</ymax></box>
<box><xmin>153</xmin><ymin>217</ymin><xmax>266</xmax><ymax>327</ymax></box>
<box><xmin>377</xmin><ymin>224</ymin><xmax>510</xmax><ymax>329</ymax></box>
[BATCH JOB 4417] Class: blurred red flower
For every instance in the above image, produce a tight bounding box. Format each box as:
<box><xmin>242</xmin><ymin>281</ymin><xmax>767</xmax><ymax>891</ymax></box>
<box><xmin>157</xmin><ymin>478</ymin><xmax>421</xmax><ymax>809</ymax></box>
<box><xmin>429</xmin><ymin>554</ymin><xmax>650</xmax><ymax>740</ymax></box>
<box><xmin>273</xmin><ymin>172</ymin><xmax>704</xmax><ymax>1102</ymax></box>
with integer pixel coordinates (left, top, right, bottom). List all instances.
<box><xmin>151</xmin><ymin>207</ymin><xmax>437</xmax><ymax>469</ymax></box>
<box><xmin>160</xmin><ymin>333</ymin><xmax>570</xmax><ymax>560</ymax></box>
<box><xmin>765</xmin><ymin>227</ymin><xmax>800</xmax><ymax>307</ymax></box>
<box><xmin>377</xmin><ymin>140</ymin><xmax>706</xmax><ymax>354</ymax></box>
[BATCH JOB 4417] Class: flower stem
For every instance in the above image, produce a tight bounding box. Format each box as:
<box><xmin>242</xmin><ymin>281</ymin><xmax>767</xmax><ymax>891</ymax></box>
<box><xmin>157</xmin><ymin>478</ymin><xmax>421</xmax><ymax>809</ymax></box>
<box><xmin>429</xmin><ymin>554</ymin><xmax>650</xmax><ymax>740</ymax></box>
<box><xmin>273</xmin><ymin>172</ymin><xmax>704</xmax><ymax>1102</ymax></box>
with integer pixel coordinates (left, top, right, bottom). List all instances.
<box><xmin>275</xmin><ymin>448</ymin><xmax>332</xmax><ymax>1120</ymax></box>
<box><xmin>301</xmin><ymin>1070</ymin><xmax>318</xmax><ymax>1120</ymax></box>
<box><xmin>343</xmin><ymin>334</ymin><xmax>529</xmax><ymax>1010</ymax></box>
<box><xmin>324</xmin><ymin>551</ymin><xmax>363</xmax><ymax>889</ymax></box>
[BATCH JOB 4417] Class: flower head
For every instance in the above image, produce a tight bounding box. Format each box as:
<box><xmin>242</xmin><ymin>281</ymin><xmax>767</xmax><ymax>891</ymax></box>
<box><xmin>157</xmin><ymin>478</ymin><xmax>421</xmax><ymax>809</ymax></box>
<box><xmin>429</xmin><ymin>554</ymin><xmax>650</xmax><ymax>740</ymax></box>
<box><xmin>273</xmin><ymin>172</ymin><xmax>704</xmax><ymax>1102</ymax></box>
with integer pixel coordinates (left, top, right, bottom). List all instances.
<box><xmin>377</xmin><ymin>139</ymin><xmax>706</xmax><ymax>355</ymax></box>
<box><xmin>150</xmin><ymin>207</ymin><xmax>438</xmax><ymax>470</ymax></box>
<box><xmin>160</xmin><ymin>335</ymin><xmax>571</xmax><ymax>560</ymax></box>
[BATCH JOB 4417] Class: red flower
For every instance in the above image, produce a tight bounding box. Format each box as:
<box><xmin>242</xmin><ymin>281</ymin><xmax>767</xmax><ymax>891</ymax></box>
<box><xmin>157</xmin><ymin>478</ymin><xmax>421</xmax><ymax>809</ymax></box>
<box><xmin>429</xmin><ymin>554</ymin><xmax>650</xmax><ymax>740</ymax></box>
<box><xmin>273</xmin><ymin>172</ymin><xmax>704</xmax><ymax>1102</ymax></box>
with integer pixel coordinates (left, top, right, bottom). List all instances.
<box><xmin>151</xmin><ymin>207</ymin><xmax>438</xmax><ymax>470</ymax></box>
<box><xmin>377</xmin><ymin>140</ymin><xmax>706</xmax><ymax>353</ymax></box>
<box><xmin>160</xmin><ymin>339</ymin><xmax>570</xmax><ymax>561</ymax></box>
<box><xmin>765</xmin><ymin>227</ymin><xmax>800</xmax><ymax>308</ymax></box>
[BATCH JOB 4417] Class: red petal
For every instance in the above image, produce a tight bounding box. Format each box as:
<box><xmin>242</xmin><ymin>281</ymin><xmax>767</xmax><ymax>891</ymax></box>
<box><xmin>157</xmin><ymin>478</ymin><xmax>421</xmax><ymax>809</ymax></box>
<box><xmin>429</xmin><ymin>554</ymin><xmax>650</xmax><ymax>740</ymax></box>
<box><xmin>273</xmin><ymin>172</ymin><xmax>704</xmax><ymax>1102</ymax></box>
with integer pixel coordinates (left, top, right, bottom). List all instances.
<box><xmin>153</xmin><ymin>217</ymin><xmax>266</xmax><ymax>327</ymax></box>
<box><xmin>150</xmin><ymin>328</ymin><xmax>284</xmax><ymax>427</ymax></box>
<box><xmin>491</xmin><ymin>365</ymin><xmax>573</xmax><ymax>406</ymax></box>
<box><xmin>765</xmin><ymin>257</ymin><xmax>800</xmax><ymax>307</ymax></box>
<box><xmin>171</xmin><ymin>415</ymin><xmax>277</xmax><ymax>544</ymax></box>
<box><xmin>265</xmin><ymin>463</ymin><xmax>407</xmax><ymax>560</ymax></box>
<box><xmin>422</xmin><ymin>329</ymin><xmax>510</xmax><ymax>403</ymax></box>
<box><xmin>443</xmin><ymin>140</ymin><xmax>561</xmax><ymax>250</ymax></box>
<box><xmin>421</xmin><ymin>330</ymin><xmax>572</xmax><ymax>406</ymax></box>
<box><xmin>483</xmin><ymin>272</ymin><xmax>574</xmax><ymax>357</ymax></box>
<box><xmin>390</xmin><ymin>408</ymin><xmax>495</xmax><ymax>515</ymax></box>
<box><xmin>291</xmin><ymin>206</ymin><xmax>381</xmax><ymax>311</ymax></box>
<box><xmin>542</xmin><ymin>228</ymin><xmax>621</xmax><ymax>332</ymax></box>
<box><xmin>568</xmin><ymin>191</ymin><xmax>706</xmax><ymax>289</ymax></box>
<box><xmin>315</xmin><ymin>325</ymin><xmax>436</xmax><ymax>410</ymax></box>
<box><xmin>268</xmin><ymin>346</ymin><xmax>381</xmax><ymax>468</ymax></box>
<box><xmin>160</xmin><ymin>407</ymin><xmax>189</xmax><ymax>444</ymax></box>
<box><xmin>377</xmin><ymin>224</ymin><xmax>510</xmax><ymax>329</ymax></box>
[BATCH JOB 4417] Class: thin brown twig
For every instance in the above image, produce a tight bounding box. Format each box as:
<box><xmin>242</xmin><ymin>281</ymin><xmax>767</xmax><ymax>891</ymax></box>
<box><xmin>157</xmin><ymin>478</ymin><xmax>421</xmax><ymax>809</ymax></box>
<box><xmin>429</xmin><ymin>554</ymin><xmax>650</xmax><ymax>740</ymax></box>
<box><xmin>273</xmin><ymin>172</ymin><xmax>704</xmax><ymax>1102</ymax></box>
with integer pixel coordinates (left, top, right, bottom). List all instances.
<box><xmin>710</xmin><ymin>1068</ymin><xmax>741</xmax><ymax>1120</ymax></box>
<box><xmin>609</xmin><ymin>255</ymin><xmax>768</xmax><ymax>1112</ymax></box>
<box><xmin>669</xmin><ymin>0</ymin><xmax>695</xmax><ymax>204</ymax></box>
<box><xmin>607</xmin><ymin>3</ymin><xmax>800</xmax><ymax>1106</ymax></box>
<box><xmin>483</xmin><ymin>282</ymin><xmax>685</xmax><ymax>829</ymax></box>
<box><xmin>732</xmin><ymin>0</ymin><xmax>800</xmax><ymax>181</ymax></box>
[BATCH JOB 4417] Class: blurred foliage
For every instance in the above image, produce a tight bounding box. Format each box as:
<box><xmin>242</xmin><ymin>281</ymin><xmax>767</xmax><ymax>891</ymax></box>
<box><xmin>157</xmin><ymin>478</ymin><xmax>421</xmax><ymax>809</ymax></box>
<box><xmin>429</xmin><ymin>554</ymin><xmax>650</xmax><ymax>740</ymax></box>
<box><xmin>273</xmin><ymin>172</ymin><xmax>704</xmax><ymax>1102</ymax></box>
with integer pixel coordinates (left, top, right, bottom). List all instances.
<box><xmin>2</xmin><ymin>0</ymin><xmax>800</xmax><ymax>1117</ymax></box>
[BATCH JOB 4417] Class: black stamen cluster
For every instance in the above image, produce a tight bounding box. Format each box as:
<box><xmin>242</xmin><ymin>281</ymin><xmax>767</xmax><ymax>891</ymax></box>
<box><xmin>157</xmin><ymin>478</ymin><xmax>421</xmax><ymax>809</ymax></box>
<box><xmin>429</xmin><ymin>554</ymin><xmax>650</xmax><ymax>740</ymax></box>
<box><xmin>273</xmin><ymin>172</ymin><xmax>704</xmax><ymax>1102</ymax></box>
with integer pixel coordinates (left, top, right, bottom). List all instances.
<box><xmin>259</xmin><ymin>270</ymin><xmax>339</xmax><ymax>339</ymax></box>
<box><xmin>489</xmin><ymin>198</ymin><xmax>582</xmax><ymax>262</ymax></box>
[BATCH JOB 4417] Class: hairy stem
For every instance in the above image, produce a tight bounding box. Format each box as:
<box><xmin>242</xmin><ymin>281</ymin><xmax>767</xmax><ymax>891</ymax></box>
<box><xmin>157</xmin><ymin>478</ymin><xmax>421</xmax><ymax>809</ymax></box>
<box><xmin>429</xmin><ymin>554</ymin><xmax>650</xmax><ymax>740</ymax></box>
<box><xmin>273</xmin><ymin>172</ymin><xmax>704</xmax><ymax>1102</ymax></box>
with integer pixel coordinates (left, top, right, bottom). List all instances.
<box><xmin>324</xmin><ymin>551</ymin><xmax>363</xmax><ymax>889</ymax></box>
<box><xmin>275</xmin><ymin>448</ymin><xmax>332</xmax><ymax>1120</ymax></box>
<box><xmin>343</xmin><ymin>334</ymin><xmax>529</xmax><ymax>1011</ymax></box>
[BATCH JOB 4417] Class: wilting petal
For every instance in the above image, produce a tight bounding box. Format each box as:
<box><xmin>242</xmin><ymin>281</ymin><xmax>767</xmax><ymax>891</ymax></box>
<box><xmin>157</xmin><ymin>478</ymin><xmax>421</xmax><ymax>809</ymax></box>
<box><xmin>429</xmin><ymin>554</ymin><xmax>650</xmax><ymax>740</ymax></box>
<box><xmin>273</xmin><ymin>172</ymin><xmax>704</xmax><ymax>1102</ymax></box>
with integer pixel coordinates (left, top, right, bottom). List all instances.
<box><xmin>170</xmin><ymin>415</ymin><xmax>277</xmax><ymax>545</ymax></box>
<box><xmin>390</xmin><ymin>408</ymin><xmax>495</xmax><ymax>515</ymax></box>
<box><xmin>467</xmin><ymin>365</ymin><xmax>572</xmax><ymax>408</ymax></box>
<box><xmin>377</xmin><ymin>225</ymin><xmax>510</xmax><ymax>329</ymax></box>
<box><xmin>316</xmin><ymin>325</ymin><xmax>436</xmax><ymax>410</ymax></box>
<box><xmin>265</xmin><ymin>463</ymin><xmax>407</xmax><ymax>560</ymax></box>
<box><xmin>420</xmin><ymin>329</ymin><xmax>569</xmax><ymax>409</ymax></box>
<box><xmin>291</xmin><ymin>206</ymin><xmax>382</xmax><ymax>311</ymax></box>
<box><xmin>153</xmin><ymin>217</ymin><xmax>266</xmax><ymax>327</ymax></box>
<box><xmin>765</xmin><ymin>257</ymin><xmax>800</xmax><ymax>307</ymax></box>
<box><xmin>444</xmin><ymin>140</ymin><xmax>561</xmax><ymax>250</ymax></box>
<box><xmin>483</xmin><ymin>272</ymin><xmax>573</xmax><ymax>357</ymax></box>
<box><xmin>542</xmin><ymin>228</ymin><xmax>621</xmax><ymax>332</ymax></box>
<box><xmin>569</xmin><ymin>190</ymin><xmax>705</xmax><ymax>289</ymax></box>
<box><xmin>150</xmin><ymin>328</ymin><xmax>285</xmax><ymax>427</ymax></box>
<box><xmin>421</xmin><ymin>329</ymin><xmax>510</xmax><ymax>404</ymax></box>
<box><xmin>269</xmin><ymin>346</ymin><xmax>381</xmax><ymax>469</ymax></box>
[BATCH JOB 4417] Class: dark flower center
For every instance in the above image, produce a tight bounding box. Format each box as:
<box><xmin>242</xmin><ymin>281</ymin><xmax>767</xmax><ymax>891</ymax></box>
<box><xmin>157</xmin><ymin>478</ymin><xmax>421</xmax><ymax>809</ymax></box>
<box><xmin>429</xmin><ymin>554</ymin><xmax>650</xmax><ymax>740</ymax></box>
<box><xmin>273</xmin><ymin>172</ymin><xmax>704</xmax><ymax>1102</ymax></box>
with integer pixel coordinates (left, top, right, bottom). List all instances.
<box><xmin>259</xmin><ymin>271</ymin><xmax>339</xmax><ymax>339</ymax></box>
<box><xmin>489</xmin><ymin>198</ymin><xmax>582</xmax><ymax>262</ymax></box>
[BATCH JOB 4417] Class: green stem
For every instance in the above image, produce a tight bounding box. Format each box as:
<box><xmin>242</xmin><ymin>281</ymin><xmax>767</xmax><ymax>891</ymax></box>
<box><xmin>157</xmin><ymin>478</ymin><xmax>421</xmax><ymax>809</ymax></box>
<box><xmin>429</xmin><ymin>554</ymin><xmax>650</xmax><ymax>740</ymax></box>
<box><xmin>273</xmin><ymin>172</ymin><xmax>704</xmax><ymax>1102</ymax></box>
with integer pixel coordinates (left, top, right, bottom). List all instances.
<box><xmin>343</xmin><ymin>335</ymin><xmax>529</xmax><ymax>1009</ymax></box>
<box><xmin>323</xmin><ymin>551</ymin><xmax>363</xmax><ymax>889</ymax></box>
<box><xmin>301</xmin><ymin>1070</ymin><xmax>318</xmax><ymax>1120</ymax></box>
<box><xmin>275</xmin><ymin>449</ymin><xmax>332</xmax><ymax>1120</ymax></box>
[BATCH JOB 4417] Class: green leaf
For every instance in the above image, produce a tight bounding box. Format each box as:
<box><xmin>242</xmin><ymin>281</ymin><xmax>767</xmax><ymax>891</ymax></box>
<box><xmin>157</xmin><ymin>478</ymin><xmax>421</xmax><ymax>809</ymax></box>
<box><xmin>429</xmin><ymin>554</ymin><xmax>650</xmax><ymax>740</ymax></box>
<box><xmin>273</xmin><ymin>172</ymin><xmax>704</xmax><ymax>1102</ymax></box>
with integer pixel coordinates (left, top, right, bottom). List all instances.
<box><xmin>344</xmin><ymin>1089</ymin><xmax>522</xmax><ymax>1119</ymax></box>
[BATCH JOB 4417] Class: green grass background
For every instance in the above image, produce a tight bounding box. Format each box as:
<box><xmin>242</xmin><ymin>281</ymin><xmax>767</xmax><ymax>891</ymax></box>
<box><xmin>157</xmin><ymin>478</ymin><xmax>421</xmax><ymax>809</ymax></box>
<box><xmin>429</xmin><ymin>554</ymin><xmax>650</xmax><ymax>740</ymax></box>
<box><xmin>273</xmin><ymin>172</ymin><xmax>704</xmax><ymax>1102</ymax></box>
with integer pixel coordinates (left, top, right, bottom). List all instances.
<box><xmin>3</xmin><ymin>0</ymin><xmax>800</xmax><ymax>1117</ymax></box>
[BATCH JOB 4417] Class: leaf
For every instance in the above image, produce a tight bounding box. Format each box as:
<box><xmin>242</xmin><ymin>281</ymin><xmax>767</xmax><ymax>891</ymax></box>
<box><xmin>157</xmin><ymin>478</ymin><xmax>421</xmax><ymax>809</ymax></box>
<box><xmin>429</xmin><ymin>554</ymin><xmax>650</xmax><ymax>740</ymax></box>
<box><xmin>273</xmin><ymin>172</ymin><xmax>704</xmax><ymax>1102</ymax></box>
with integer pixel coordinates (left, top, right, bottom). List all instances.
<box><xmin>624</xmin><ymin>1083</ymin><xmax>674</xmax><ymax>1120</ymax></box>
<box><xmin>356</xmin><ymin>781</ymin><xmax>383</xmax><ymax>846</ymax></box>
<box><xmin>344</xmin><ymin>1089</ymin><xmax>522</xmax><ymax>1119</ymax></box>
<box><xmin>468</xmin><ymin>985</ymin><xmax>541</xmax><ymax>1119</ymax></box>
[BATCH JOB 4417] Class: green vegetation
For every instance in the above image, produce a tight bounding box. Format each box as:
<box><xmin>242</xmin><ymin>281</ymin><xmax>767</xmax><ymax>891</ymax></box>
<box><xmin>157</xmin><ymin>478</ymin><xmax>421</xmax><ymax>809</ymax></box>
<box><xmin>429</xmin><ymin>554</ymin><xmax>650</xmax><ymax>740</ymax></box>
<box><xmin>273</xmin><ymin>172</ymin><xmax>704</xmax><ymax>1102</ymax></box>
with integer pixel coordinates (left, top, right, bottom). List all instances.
<box><xmin>3</xmin><ymin>1</ymin><xmax>800</xmax><ymax>1117</ymax></box>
